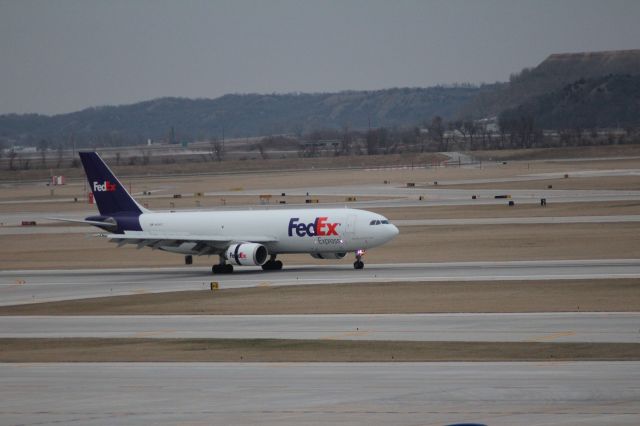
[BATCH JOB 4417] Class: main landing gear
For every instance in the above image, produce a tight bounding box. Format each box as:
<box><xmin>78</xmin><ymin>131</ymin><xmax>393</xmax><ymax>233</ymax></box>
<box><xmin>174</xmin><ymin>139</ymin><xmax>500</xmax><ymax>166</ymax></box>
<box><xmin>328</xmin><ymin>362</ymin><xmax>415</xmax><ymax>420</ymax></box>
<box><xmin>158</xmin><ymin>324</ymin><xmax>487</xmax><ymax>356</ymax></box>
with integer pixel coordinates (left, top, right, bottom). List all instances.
<box><xmin>353</xmin><ymin>249</ymin><xmax>365</xmax><ymax>270</ymax></box>
<box><xmin>212</xmin><ymin>255</ymin><xmax>233</xmax><ymax>274</ymax></box>
<box><xmin>212</xmin><ymin>263</ymin><xmax>233</xmax><ymax>274</ymax></box>
<box><xmin>262</xmin><ymin>255</ymin><xmax>283</xmax><ymax>271</ymax></box>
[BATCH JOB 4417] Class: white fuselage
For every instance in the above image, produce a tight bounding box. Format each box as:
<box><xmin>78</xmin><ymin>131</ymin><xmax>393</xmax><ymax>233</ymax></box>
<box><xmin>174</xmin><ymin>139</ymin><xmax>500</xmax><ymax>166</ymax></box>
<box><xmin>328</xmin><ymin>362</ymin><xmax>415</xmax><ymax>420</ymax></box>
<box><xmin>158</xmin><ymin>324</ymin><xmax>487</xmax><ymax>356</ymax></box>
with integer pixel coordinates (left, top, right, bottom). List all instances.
<box><xmin>136</xmin><ymin>208</ymin><xmax>398</xmax><ymax>255</ymax></box>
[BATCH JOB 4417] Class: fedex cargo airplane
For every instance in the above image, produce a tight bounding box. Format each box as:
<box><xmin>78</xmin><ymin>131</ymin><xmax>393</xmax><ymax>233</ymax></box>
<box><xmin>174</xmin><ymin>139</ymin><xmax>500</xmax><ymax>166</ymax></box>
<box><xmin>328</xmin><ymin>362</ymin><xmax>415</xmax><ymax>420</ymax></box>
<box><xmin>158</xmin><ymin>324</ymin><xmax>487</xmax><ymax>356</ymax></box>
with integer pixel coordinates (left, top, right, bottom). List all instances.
<box><xmin>60</xmin><ymin>152</ymin><xmax>399</xmax><ymax>274</ymax></box>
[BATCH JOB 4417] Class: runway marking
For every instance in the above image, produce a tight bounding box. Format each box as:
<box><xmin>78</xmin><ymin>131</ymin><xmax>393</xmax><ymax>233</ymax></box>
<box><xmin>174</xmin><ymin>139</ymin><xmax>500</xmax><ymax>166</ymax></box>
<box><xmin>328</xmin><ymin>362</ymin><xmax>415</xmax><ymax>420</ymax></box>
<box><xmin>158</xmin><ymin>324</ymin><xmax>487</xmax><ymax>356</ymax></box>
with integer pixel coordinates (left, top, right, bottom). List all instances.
<box><xmin>14</xmin><ymin>272</ymin><xmax>622</xmax><ymax>291</ymax></box>
<box><xmin>321</xmin><ymin>330</ymin><xmax>372</xmax><ymax>340</ymax></box>
<box><xmin>529</xmin><ymin>331</ymin><xmax>576</xmax><ymax>342</ymax></box>
<box><xmin>535</xmin><ymin>361</ymin><xmax>572</xmax><ymax>368</ymax></box>
<box><xmin>132</xmin><ymin>329</ymin><xmax>177</xmax><ymax>338</ymax></box>
<box><xmin>4</xmin><ymin>273</ymin><xmax>640</xmax><ymax>287</ymax></box>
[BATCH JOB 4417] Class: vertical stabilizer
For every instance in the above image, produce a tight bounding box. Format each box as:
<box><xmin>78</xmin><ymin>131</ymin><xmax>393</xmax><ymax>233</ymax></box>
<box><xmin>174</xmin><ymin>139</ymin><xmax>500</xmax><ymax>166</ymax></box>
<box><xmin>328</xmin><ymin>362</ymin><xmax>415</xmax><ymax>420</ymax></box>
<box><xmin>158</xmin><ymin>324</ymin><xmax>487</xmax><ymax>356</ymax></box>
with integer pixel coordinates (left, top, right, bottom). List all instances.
<box><xmin>79</xmin><ymin>152</ymin><xmax>147</xmax><ymax>216</ymax></box>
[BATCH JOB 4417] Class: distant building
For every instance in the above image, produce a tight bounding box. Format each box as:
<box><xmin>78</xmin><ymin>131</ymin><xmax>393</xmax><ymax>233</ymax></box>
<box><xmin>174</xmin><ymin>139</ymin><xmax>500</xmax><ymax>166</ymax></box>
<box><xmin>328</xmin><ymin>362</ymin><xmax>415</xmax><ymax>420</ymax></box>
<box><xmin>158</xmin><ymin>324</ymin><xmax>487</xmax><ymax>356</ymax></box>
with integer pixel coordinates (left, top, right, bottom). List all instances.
<box><xmin>475</xmin><ymin>116</ymin><xmax>499</xmax><ymax>133</ymax></box>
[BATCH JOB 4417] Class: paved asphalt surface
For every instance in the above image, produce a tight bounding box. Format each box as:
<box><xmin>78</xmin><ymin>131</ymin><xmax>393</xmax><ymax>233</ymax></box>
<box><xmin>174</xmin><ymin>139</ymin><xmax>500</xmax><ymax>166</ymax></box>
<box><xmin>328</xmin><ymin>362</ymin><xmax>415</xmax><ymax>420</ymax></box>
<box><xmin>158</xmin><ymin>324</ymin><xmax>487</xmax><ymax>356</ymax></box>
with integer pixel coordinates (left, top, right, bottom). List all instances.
<box><xmin>1</xmin><ymin>312</ymin><xmax>638</xmax><ymax>343</ymax></box>
<box><xmin>2</xmin><ymin>259</ymin><xmax>639</xmax><ymax>306</ymax></box>
<box><xmin>1</xmin><ymin>362</ymin><xmax>638</xmax><ymax>426</ymax></box>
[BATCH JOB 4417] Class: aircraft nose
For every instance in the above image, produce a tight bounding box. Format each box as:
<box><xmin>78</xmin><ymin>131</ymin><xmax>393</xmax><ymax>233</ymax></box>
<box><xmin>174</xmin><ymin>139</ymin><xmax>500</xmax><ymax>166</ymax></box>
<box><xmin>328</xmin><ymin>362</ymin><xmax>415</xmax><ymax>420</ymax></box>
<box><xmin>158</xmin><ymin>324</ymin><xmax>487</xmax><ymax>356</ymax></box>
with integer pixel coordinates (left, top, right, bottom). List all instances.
<box><xmin>388</xmin><ymin>224</ymin><xmax>399</xmax><ymax>239</ymax></box>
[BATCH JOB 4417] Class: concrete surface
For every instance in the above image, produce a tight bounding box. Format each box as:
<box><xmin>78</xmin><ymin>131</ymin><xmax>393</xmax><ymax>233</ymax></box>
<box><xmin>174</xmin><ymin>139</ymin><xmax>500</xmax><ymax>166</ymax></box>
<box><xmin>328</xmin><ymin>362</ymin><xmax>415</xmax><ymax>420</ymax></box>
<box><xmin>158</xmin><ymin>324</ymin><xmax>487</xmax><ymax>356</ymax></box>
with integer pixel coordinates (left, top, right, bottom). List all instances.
<box><xmin>2</xmin><ymin>260</ymin><xmax>640</xmax><ymax>306</ymax></box>
<box><xmin>1</xmin><ymin>362</ymin><xmax>638</xmax><ymax>426</ymax></box>
<box><xmin>1</xmin><ymin>313</ymin><xmax>638</xmax><ymax>343</ymax></box>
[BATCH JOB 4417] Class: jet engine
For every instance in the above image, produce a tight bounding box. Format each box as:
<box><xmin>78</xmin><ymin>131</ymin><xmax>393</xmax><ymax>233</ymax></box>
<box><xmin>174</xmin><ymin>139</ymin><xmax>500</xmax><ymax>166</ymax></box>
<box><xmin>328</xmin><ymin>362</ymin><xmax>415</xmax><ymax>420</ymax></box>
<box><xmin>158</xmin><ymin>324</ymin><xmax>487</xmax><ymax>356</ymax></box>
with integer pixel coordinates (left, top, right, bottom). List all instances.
<box><xmin>225</xmin><ymin>243</ymin><xmax>268</xmax><ymax>266</ymax></box>
<box><xmin>310</xmin><ymin>252</ymin><xmax>347</xmax><ymax>260</ymax></box>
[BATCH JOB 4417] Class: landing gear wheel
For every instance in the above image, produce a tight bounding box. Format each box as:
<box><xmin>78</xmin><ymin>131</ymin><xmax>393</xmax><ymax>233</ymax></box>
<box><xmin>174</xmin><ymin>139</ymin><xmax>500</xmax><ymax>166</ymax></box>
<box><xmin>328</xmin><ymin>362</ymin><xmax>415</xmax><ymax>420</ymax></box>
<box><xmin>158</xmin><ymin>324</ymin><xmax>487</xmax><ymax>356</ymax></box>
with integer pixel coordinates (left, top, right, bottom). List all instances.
<box><xmin>262</xmin><ymin>259</ymin><xmax>284</xmax><ymax>271</ymax></box>
<box><xmin>212</xmin><ymin>264</ymin><xmax>234</xmax><ymax>274</ymax></box>
<box><xmin>354</xmin><ymin>250</ymin><xmax>365</xmax><ymax>270</ymax></box>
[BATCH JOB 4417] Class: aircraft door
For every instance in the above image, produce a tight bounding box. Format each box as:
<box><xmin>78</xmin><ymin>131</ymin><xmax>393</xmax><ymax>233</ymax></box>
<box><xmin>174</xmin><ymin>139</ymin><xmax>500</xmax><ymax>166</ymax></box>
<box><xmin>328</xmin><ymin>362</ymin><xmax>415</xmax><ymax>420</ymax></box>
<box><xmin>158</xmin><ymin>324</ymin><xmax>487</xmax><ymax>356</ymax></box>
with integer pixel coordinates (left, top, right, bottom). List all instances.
<box><xmin>344</xmin><ymin>214</ymin><xmax>356</xmax><ymax>238</ymax></box>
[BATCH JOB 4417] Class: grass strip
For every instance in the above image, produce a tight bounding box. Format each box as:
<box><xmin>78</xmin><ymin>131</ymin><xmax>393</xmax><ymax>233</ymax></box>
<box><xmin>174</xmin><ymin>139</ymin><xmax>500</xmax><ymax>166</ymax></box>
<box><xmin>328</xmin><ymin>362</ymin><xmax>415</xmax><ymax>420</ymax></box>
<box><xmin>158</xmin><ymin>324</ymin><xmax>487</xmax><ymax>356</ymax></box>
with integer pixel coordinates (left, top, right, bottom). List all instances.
<box><xmin>1</xmin><ymin>280</ymin><xmax>638</xmax><ymax>315</ymax></box>
<box><xmin>1</xmin><ymin>338</ymin><xmax>639</xmax><ymax>362</ymax></box>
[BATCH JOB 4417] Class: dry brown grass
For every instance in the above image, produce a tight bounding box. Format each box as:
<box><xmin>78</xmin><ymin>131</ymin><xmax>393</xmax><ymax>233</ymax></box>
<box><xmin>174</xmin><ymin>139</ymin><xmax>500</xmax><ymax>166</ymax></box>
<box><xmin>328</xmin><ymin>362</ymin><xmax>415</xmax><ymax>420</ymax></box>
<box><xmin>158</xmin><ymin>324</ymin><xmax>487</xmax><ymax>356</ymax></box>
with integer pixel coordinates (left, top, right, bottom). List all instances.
<box><xmin>1</xmin><ymin>338</ymin><xmax>638</xmax><ymax>362</ymax></box>
<box><xmin>376</xmin><ymin>201</ymin><xmax>640</xmax><ymax>220</ymax></box>
<box><xmin>0</xmin><ymin>152</ymin><xmax>447</xmax><ymax>181</ymax></box>
<box><xmin>2</xmin><ymin>279</ymin><xmax>637</xmax><ymax>316</ymax></box>
<box><xmin>470</xmin><ymin>144</ymin><xmax>640</xmax><ymax>161</ymax></box>
<box><xmin>436</xmin><ymin>175</ymin><xmax>640</xmax><ymax>191</ymax></box>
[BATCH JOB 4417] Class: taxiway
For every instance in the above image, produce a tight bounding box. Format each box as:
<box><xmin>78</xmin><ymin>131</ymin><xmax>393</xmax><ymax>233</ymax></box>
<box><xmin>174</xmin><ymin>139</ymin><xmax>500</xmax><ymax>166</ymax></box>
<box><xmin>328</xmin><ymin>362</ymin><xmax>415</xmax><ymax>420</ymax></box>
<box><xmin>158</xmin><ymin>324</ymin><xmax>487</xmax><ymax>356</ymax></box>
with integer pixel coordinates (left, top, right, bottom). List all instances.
<box><xmin>1</xmin><ymin>362</ymin><xmax>638</xmax><ymax>426</ymax></box>
<box><xmin>1</xmin><ymin>312</ymin><xmax>637</xmax><ymax>342</ymax></box>
<box><xmin>2</xmin><ymin>259</ymin><xmax>639</xmax><ymax>306</ymax></box>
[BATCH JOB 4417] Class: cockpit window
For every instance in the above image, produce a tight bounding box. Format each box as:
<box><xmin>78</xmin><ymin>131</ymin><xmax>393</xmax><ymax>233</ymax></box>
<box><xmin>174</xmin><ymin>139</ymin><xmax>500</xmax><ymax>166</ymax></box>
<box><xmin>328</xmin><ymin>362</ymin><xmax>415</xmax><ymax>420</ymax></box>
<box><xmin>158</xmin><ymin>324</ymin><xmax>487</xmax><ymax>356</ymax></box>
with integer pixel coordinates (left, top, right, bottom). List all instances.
<box><xmin>381</xmin><ymin>220</ymin><xmax>389</xmax><ymax>224</ymax></box>
<box><xmin>369</xmin><ymin>220</ymin><xmax>384</xmax><ymax>225</ymax></box>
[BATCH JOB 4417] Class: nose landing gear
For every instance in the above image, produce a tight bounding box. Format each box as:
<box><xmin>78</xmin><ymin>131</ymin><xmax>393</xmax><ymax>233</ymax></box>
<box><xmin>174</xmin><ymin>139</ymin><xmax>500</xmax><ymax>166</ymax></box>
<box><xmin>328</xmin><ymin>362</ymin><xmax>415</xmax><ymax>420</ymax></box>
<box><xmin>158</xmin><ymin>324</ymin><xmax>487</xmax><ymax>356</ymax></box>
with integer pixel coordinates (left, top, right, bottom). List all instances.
<box><xmin>353</xmin><ymin>249</ymin><xmax>365</xmax><ymax>270</ymax></box>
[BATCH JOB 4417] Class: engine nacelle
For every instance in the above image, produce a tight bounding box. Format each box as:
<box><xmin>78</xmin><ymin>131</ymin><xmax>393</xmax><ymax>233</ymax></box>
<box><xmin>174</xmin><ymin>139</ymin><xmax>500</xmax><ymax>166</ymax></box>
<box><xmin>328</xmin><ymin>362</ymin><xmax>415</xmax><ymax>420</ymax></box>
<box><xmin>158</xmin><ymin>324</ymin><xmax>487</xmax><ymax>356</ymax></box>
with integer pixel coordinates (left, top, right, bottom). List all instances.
<box><xmin>310</xmin><ymin>252</ymin><xmax>347</xmax><ymax>260</ymax></box>
<box><xmin>225</xmin><ymin>243</ymin><xmax>268</xmax><ymax>266</ymax></box>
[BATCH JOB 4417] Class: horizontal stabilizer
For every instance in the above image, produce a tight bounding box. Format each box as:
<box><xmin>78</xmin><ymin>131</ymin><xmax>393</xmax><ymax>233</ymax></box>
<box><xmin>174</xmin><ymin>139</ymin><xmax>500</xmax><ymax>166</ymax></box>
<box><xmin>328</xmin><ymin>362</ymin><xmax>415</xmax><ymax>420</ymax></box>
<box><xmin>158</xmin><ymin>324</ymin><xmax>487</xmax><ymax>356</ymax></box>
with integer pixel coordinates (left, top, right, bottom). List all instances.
<box><xmin>45</xmin><ymin>217</ymin><xmax>118</xmax><ymax>230</ymax></box>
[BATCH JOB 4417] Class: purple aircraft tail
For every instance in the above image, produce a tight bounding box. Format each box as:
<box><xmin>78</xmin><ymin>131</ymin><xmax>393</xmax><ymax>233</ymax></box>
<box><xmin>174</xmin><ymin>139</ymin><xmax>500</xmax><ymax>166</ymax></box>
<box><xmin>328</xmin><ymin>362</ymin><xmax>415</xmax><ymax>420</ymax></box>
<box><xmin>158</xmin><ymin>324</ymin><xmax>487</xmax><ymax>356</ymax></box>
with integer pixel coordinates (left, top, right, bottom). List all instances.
<box><xmin>79</xmin><ymin>152</ymin><xmax>144</xmax><ymax>217</ymax></box>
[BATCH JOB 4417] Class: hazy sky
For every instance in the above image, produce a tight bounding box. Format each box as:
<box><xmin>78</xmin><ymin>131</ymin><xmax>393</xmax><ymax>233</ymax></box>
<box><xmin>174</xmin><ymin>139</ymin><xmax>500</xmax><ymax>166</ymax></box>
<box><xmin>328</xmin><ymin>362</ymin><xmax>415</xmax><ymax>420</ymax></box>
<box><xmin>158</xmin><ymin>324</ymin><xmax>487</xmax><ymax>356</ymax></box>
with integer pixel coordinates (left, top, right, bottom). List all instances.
<box><xmin>1</xmin><ymin>0</ymin><xmax>639</xmax><ymax>115</ymax></box>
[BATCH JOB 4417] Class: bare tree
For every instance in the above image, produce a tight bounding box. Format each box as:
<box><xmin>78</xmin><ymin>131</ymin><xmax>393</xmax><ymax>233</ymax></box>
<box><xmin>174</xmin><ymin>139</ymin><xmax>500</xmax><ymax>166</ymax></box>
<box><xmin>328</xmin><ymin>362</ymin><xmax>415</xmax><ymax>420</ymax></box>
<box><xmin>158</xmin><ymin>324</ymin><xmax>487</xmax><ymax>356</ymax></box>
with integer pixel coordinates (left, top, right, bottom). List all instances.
<box><xmin>8</xmin><ymin>149</ymin><xmax>17</xmax><ymax>171</ymax></box>
<box><xmin>340</xmin><ymin>125</ymin><xmax>352</xmax><ymax>156</ymax></box>
<box><xmin>256</xmin><ymin>140</ymin><xmax>268</xmax><ymax>160</ymax></box>
<box><xmin>213</xmin><ymin>141</ymin><xmax>225</xmax><ymax>161</ymax></box>
<box><xmin>141</xmin><ymin>149</ymin><xmax>152</xmax><ymax>165</ymax></box>
<box><xmin>205</xmin><ymin>137</ymin><xmax>225</xmax><ymax>162</ymax></box>
<box><xmin>463</xmin><ymin>121</ymin><xmax>477</xmax><ymax>150</ymax></box>
<box><xmin>37</xmin><ymin>139</ymin><xmax>49</xmax><ymax>167</ymax></box>
<box><xmin>429</xmin><ymin>116</ymin><xmax>445</xmax><ymax>151</ymax></box>
<box><xmin>55</xmin><ymin>144</ymin><xmax>64</xmax><ymax>168</ymax></box>
<box><xmin>365</xmin><ymin>129</ymin><xmax>378</xmax><ymax>155</ymax></box>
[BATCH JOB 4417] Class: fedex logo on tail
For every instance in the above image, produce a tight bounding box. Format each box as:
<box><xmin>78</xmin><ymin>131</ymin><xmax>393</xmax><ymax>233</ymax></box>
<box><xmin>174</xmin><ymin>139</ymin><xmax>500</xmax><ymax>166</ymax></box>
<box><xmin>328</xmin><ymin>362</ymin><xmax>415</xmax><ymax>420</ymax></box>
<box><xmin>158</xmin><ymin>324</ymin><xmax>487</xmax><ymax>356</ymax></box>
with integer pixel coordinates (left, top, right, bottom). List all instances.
<box><xmin>288</xmin><ymin>217</ymin><xmax>339</xmax><ymax>237</ymax></box>
<box><xmin>93</xmin><ymin>181</ymin><xmax>117</xmax><ymax>192</ymax></box>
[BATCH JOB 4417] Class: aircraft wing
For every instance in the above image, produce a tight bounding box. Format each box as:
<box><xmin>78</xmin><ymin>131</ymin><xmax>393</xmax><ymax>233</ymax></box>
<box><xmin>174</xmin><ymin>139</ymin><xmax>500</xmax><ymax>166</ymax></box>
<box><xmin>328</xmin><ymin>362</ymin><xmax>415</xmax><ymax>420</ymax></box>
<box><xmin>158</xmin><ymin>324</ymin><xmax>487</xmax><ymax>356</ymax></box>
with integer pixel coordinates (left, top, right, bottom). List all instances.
<box><xmin>106</xmin><ymin>231</ymin><xmax>279</xmax><ymax>255</ymax></box>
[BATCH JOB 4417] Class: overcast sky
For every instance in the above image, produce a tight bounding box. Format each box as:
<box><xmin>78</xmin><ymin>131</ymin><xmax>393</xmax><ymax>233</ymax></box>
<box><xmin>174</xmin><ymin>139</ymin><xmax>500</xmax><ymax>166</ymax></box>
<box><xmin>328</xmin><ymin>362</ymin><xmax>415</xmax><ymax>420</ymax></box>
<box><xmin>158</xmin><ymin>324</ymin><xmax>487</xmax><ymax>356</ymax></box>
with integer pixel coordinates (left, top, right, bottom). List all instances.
<box><xmin>1</xmin><ymin>0</ymin><xmax>639</xmax><ymax>115</ymax></box>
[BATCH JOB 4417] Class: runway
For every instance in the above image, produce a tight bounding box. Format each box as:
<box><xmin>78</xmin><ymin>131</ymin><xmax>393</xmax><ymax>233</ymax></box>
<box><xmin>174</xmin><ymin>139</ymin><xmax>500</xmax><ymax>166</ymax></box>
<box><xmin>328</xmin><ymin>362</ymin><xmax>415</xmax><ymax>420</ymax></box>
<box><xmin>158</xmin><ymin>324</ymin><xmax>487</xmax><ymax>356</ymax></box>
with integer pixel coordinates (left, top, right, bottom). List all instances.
<box><xmin>1</xmin><ymin>362</ymin><xmax>638</xmax><ymax>426</ymax></box>
<box><xmin>1</xmin><ymin>312</ymin><xmax>637</xmax><ymax>342</ymax></box>
<box><xmin>2</xmin><ymin>259</ymin><xmax>639</xmax><ymax>306</ymax></box>
<box><xmin>205</xmin><ymin>185</ymin><xmax>640</xmax><ymax>207</ymax></box>
<box><xmin>424</xmin><ymin>168</ymin><xmax>640</xmax><ymax>186</ymax></box>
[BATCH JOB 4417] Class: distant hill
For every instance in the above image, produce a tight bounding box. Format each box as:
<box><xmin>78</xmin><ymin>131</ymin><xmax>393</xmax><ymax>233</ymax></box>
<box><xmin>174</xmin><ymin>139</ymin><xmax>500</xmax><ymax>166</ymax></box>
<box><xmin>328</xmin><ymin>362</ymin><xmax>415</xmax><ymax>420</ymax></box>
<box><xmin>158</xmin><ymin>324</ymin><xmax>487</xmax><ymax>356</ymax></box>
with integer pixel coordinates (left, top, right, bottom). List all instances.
<box><xmin>461</xmin><ymin>49</ymin><xmax>640</xmax><ymax>118</ymax></box>
<box><xmin>0</xmin><ymin>87</ymin><xmax>483</xmax><ymax>147</ymax></box>
<box><xmin>499</xmin><ymin>74</ymin><xmax>640</xmax><ymax>129</ymax></box>
<box><xmin>2</xmin><ymin>49</ymin><xmax>639</xmax><ymax>149</ymax></box>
